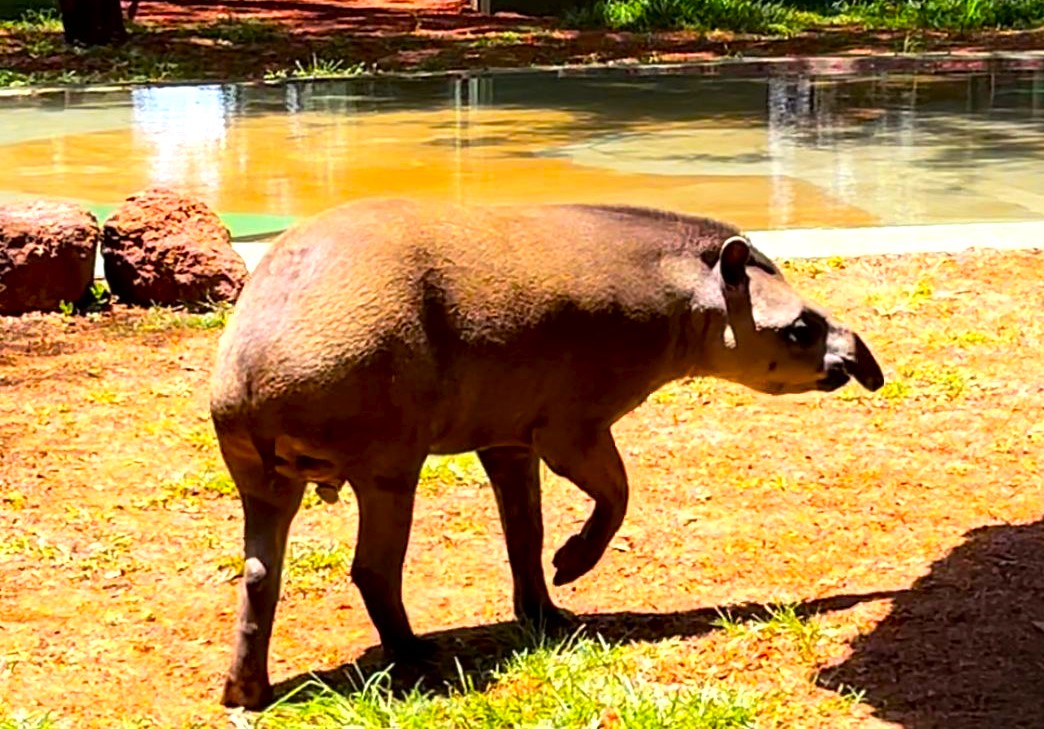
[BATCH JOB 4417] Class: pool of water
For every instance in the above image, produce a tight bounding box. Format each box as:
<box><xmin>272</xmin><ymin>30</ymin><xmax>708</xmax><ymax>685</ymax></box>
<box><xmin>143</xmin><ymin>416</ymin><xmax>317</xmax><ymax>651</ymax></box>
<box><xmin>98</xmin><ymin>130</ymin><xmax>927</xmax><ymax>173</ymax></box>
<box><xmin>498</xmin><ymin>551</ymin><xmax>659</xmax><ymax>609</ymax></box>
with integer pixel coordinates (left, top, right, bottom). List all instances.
<box><xmin>2</xmin><ymin>70</ymin><xmax>1043</xmax><ymax>239</ymax></box>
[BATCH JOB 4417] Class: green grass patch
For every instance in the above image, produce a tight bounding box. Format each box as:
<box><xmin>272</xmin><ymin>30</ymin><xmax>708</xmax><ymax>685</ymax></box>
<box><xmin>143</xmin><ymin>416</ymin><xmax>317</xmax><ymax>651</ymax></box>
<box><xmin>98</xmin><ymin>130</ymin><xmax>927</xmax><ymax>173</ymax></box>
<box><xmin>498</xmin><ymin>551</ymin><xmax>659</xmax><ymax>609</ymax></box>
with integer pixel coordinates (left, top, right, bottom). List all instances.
<box><xmin>186</xmin><ymin>16</ymin><xmax>285</xmax><ymax>44</ymax></box>
<box><xmin>780</xmin><ymin>256</ymin><xmax>847</xmax><ymax>280</ymax></box>
<box><xmin>0</xmin><ymin>707</ymin><xmax>59</xmax><ymax>729</ymax></box>
<box><xmin>0</xmin><ymin>531</ymin><xmax>139</xmax><ymax>579</ymax></box>
<box><xmin>284</xmin><ymin>539</ymin><xmax>354</xmax><ymax>591</ymax></box>
<box><xmin>865</xmin><ymin>276</ymin><xmax>934</xmax><ymax>317</ymax></box>
<box><xmin>0</xmin><ymin>6</ymin><xmax>61</xmax><ymax>31</ymax></box>
<box><xmin>136</xmin><ymin>468</ymin><xmax>237</xmax><ymax>510</ymax></box>
<box><xmin>260</xmin><ymin>634</ymin><xmax>760</xmax><ymax>728</ymax></box>
<box><xmin>419</xmin><ymin>453</ymin><xmax>486</xmax><ymax>496</ymax></box>
<box><xmin>562</xmin><ymin>0</ymin><xmax>1044</xmax><ymax>33</ymax></box>
<box><xmin>265</xmin><ymin>54</ymin><xmax>367</xmax><ymax>81</ymax></box>
<box><xmin>132</xmin><ymin>302</ymin><xmax>232</xmax><ymax>332</ymax></box>
<box><xmin>214</xmin><ymin>540</ymin><xmax>353</xmax><ymax>587</ymax></box>
<box><xmin>713</xmin><ymin>603</ymin><xmax>826</xmax><ymax>663</ymax></box>
<box><xmin>564</xmin><ymin>0</ymin><xmax>805</xmax><ymax>33</ymax></box>
<box><xmin>837</xmin><ymin>359</ymin><xmax>975</xmax><ymax>404</ymax></box>
<box><xmin>836</xmin><ymin>0</ymin><xmax>1044</xmax><ymax>30</ymax></box>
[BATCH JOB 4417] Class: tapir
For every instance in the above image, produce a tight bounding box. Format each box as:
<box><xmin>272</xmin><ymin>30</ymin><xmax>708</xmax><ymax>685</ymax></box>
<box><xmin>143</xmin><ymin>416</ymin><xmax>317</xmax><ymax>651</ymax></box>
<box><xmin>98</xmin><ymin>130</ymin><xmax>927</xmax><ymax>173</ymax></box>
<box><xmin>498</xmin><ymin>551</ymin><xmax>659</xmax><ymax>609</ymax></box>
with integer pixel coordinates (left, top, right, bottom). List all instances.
<box><xmin>209</xmin><ymin>198</ymin><xmax>884</xmax><ymax>708</ymax></box>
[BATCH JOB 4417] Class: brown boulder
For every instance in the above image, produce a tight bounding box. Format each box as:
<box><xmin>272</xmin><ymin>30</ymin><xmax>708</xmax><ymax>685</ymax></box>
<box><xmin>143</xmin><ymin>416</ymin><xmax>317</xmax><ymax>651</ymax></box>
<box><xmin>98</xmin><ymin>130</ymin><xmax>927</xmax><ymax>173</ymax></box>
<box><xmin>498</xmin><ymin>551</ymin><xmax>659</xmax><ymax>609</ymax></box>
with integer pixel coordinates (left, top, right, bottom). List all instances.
<box><xmin>0</xmin><ymin>200</ymin><xmax>101</xmax><ymax>316</ymax></box>
<box><xmin>101</xmin><ymin>187</ymin><xmax>247</xmax><ymax>307</ymax></box>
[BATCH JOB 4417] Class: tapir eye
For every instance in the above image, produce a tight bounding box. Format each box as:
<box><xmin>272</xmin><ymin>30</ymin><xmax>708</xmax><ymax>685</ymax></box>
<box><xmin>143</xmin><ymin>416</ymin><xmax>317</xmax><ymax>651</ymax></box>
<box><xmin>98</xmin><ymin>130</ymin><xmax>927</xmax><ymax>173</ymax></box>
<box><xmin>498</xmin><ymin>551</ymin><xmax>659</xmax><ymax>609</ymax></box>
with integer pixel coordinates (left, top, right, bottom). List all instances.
<box><xmin>784</xmin><ymin>319</ymin><xmax>820</xmax><ymax>348</ymax></box>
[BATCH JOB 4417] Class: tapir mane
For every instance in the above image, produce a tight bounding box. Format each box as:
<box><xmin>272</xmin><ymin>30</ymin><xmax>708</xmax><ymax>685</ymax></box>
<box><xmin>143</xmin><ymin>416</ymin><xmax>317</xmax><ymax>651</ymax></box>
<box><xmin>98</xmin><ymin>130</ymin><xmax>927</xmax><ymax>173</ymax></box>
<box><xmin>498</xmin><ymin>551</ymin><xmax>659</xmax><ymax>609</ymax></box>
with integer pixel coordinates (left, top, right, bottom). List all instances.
<box><xmin>565</xmin><ymin>203</ymin><xmax>781</xmax><ymax>277</ymax></box>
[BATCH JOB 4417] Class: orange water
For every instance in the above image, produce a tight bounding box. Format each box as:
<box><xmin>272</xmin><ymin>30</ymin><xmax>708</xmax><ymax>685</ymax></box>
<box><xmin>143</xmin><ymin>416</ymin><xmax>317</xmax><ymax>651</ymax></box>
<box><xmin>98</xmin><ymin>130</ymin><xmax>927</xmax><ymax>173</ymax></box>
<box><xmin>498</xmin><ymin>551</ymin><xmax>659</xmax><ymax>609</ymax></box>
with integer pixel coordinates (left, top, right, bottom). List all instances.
<box><xmin>2</xmin><ymin>72</ymin><xmax>1042</xmax><ymax>230</ymax></box>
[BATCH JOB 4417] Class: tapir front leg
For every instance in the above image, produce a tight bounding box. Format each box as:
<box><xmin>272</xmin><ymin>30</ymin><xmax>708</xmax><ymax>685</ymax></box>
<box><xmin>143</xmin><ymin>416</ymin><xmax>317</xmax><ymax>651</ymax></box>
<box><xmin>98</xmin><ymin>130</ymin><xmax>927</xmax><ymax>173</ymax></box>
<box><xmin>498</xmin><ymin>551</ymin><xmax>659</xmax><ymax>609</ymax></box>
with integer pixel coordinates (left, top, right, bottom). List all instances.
<box><xmin>222</xmin><ymin>479</ymin><xmax>305</xmax><ymax>709</ymax></box>
<box><xmin>478</xmin><ymin>445</ymin><xmax>572</xmax><ymax>632</ymax></box>
<box><xmin>535</xmin><ymin>428</ymin><xmax>629</xmax><ymax>586</ymax></box>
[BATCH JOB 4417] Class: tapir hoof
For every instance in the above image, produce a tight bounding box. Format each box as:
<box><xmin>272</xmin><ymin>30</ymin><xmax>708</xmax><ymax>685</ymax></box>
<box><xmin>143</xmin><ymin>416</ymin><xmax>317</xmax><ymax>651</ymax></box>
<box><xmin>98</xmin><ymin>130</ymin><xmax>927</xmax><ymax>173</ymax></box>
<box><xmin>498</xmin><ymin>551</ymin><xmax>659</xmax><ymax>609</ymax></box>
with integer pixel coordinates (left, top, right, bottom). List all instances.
<box><xmin>552</xmin><ymin>534</ymin><xmax>604</xmax><ymax>586</ymax></box>
<box><xmin>385</xmin><ymin>635</ymin><xmax>438</xmax><ymax>665</ymax></box>
<box><xmin>221</xmin><ymin>676</ymin><xmax>273</xmax><ymax>710</ymax></box>
<box><xmin>519</xmin><ymin>603</ymin><xmax>578</xmax><ymax>638</ymax></box>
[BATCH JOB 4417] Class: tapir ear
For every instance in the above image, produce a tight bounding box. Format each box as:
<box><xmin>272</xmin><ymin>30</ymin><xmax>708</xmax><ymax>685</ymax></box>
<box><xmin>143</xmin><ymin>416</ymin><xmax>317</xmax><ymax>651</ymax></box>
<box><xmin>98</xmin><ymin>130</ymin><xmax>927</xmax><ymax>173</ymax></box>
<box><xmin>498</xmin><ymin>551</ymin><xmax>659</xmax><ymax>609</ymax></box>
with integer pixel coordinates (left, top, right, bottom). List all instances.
<box><xmin>720</xmin><ymin>236</ymin><xmax>751</xmax><ymax>289</ymax></box>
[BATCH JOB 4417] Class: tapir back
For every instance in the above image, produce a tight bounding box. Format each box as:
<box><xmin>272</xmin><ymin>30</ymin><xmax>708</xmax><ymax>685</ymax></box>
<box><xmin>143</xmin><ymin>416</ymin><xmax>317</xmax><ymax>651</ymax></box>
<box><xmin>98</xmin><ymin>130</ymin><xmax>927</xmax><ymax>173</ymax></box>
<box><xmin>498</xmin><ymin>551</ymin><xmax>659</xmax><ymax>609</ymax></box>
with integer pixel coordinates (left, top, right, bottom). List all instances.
<box><xmin>211</xmin><ymin>199</ymin><xmax>741</xmax><ymax>450</ymax></box>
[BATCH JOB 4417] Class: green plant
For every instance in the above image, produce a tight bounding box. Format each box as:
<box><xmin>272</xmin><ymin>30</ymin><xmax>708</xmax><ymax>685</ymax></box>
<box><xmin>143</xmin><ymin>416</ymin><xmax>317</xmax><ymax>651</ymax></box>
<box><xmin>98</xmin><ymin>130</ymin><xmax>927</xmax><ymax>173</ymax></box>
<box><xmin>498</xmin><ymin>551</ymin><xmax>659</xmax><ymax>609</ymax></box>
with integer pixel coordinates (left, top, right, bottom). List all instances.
<box><xmin>0</xmin><ymin>69</ymin><xmax>31</xmax><ymax>87</ymax></box>
<box><xmin>133</xmin><ymin>302</ymin><xmax>232</xmax><ymax>332</ymax></box>
<box><xmin>259</xmin><ymin>634</ymin><xmax>760</xmax><ymax>728</ymax></box>
<box><xmin>865</xmin><ymin>276</ymin><xmax>934</xmax><ymax>317</ymax></box>
<box><xmin>284</xmin><ymin>540</ymin><xmax>354</xmax><ymax>591</ymax></box>
<box><xmin>837</xmin><ymin>0</ymin><xmax>1044</xmax><ymax>30</ymax></box>
<box><xmin>0</xmin><ymin>7</ymin><xmax>62</xmax><ymax>31</ymax></box>
<box><xmin>564</xmin><ymin>0</ymin><xmax>804</xmax><ymax>34</ymax></box>
<box><xmin>189</xmin><ymin>16</ymin><xmax>284</xmax><ymax>44</ymax></box>
<box><xmin>271</xmin><ymin>54</ymin><xmax>367</xmax><ymax>80</ymax></box>
<box><xmin>137</xmin><ymin>468</ymin><xmax>237</xmax><ymax>510</ymax></box>
<box><xmin>0</xmin><ymin>707</ymin><xmax>59</xmax><ymax>729</ymax></box>
<box><xmin>713</xmin><ymin>603</ymin><xmax>825</xmax><ymax>664</ymax></box>
<box><xmin>419</xmin><ymin>453</ymin><xmax>486</xmax><ymax>495</ymax></box>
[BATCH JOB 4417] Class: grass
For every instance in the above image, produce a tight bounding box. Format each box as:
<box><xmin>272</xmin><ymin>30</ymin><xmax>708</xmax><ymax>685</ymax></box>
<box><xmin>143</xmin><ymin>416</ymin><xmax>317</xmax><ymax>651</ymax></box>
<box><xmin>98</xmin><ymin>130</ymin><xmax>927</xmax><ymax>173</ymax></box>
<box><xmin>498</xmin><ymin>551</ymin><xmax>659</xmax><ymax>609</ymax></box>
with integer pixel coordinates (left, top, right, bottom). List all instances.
<box><xmin>418</xmin><ymin>453</ymin><xmax>487</xmax><ymax>496</ymax></box>
<box><xmin>284</xmin><ymin>540</ymin><xmax>354</xmax><ymax>591</ymax></box>
<box><xmin>713</xmin><ymin>604</ymin><xmax>827</xmax><ymax>664</ymax></box>
<box><xmin>131</xmin><ymin>302</ymin><xmax>232</xmax><ymax>332</ymax></box>
<box><xmin>188</xmin><ymin>16</ymin><xmax>285</xmax><ymax>45</ymax></box>
<box><xmin>259</xmin><ymin>634</ymin><xmax>760</xmax><ymax>728</ymax></box>
<box><xmin>0</xmin><ymin>531</ymin><xmax>140</xmax><ymax>579</ymax></box>
<box><xmin>265</xmin><ymin>54</ymin><xmax>368</xmax><ymax>81</ymax></box>
<box><xmin>563</xmin><ymin>0</ymin><xmax>1044</xmax><ymax>33</ymax></box>
<box><xmin>213</xmin><ymin>539</ymin><xmax>354</xmax><ymax>589</ymax></box>
<box><xmin>136</xmin><ymin>467</ymin><xmax>237</xmax><ymax>510</ymax></box>
<box><xmin>837</xmin><ymin>0</ymin><xmax>1044</xmax><ymax>30</ymax></box>
<box><xmin>0</xmin><ymin>6</ymin><xmax>61</xmax><ymax>32</ymax></box>
<box><xmin>0</xmin><ymin>709</ymin><xmax>58</xmax><ymax>729</ymax></box>
<box><xmin>564</xmin><ymin>0</ymin><xmax>805</xmax><ymax>34</ymax></box>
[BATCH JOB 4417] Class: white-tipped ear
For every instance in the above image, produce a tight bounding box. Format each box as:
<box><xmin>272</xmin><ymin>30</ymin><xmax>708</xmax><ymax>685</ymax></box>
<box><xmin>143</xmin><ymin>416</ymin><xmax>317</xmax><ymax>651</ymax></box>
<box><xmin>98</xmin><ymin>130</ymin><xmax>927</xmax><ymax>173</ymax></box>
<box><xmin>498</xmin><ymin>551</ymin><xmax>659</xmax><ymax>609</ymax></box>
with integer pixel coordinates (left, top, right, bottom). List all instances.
<box><xmin>720</xmin><ymin>235</ymin><xmax>751</xmax><ymax>288</ymax></box>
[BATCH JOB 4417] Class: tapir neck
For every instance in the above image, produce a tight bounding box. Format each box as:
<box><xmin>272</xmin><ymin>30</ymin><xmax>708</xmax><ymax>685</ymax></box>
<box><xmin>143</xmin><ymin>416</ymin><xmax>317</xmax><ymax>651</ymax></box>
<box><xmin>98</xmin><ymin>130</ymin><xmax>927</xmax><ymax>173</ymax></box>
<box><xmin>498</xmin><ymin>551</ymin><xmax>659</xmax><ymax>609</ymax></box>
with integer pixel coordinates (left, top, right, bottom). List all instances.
<box><xmin>654</xmin><ymin>254</ymin><xmax>727</xmax><ymax>380</ymax></box>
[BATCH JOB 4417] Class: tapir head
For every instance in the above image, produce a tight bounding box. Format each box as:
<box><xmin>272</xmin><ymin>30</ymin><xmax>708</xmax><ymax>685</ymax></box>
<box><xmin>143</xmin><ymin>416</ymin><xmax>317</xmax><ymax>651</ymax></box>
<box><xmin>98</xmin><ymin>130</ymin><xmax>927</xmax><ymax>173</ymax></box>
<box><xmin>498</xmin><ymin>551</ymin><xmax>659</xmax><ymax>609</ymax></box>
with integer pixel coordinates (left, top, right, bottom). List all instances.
<box><xmin>703</xmin><ymin>236</ymin><xmax>885</xmax><ymax>396</ymax></box>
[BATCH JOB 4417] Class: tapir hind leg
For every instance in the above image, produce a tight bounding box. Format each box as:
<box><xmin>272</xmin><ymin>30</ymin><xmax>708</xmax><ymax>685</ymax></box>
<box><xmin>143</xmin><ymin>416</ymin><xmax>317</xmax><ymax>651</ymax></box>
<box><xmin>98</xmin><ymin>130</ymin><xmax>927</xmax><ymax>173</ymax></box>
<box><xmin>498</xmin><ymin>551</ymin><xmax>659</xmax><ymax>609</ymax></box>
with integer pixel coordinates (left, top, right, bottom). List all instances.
<box><xmin>534</xmin><ymin>428</ymin><xmax>629</xmax><ymax>587</ymax></box>
<box><xmin>221</xmin><ymin>458</ymin><xmax>306</xmax><ymax>710</ymax></box>
<box><xmin>348</xmin><ymin>466</ymin><xmax>431</xmax><ymax>661</ymax></box>
<box><xmin>478</xmin><ymin>445</ymin><xmax>572</xmax><ymax>632</ymax></box>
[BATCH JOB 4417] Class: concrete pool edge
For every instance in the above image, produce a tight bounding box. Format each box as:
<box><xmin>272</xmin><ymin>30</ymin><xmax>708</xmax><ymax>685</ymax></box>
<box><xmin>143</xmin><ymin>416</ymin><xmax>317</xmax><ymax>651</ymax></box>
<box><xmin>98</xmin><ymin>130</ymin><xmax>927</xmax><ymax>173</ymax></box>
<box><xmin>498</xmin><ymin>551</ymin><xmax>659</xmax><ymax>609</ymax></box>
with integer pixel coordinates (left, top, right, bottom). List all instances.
<box><xmin>87</xmin><ymin>219</ymin><xmax>1043</xmax><ymax>281</ymax></box>
<box><xmin>5</xmin><ymin>49</ymin><xmax>1044</xmax><ymax>97</ymax></box>
<box><xmin>198</xmin><ymin>219</ymin><xmax>1042</xmax><ymax>277</ymax></box>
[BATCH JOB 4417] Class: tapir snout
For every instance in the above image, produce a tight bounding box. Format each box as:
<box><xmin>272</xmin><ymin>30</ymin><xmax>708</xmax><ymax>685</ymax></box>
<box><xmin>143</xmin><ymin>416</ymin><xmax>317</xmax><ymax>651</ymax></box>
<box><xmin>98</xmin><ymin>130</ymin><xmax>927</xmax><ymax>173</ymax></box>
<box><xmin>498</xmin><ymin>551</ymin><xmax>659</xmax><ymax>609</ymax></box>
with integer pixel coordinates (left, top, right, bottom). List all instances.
<box><xmin>822</xmin><ymin>329</ymin><xmax>885</xmax><ymax>392</ymax></box>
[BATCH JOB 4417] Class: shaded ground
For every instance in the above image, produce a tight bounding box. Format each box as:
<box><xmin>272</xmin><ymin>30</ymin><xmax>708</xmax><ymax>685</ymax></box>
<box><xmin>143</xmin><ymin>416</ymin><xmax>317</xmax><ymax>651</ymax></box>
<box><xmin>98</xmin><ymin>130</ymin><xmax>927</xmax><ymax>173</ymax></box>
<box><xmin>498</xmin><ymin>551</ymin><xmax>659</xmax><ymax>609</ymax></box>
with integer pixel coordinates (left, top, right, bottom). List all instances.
<box><xmin>1</xmin><ymin>0</ymin><xmax>1043</xmax><ymax>84</ymax></box>
<box><xmin>1</xmin><ymin>246</ymin><xmax>1043</xmax><ymax>727</ymax></box>
<box><xmin>821</xmin><ymin>521</ymin><xmax>1044</xmax><ymax>728</ymax></box>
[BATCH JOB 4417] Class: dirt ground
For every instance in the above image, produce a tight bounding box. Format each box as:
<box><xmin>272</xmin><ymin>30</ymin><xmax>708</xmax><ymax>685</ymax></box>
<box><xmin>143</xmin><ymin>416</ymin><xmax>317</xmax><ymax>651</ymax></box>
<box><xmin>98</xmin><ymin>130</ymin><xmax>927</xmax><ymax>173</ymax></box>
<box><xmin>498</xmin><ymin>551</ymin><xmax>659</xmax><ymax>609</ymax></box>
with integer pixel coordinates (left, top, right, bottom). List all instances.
<box><xmin>3</xmin><ymin>0</ymin><xmax>1044</xmax><ymax>82</ymax></box>
<box><xmin>1</xmin><ymin>246</ymin><xmax>1043</xmax><ymax>727</ymax></box>
<box><xmin>127</xmin><ymin>0</ymin><xmax>1044</xmax><ymax>70</ymax></box>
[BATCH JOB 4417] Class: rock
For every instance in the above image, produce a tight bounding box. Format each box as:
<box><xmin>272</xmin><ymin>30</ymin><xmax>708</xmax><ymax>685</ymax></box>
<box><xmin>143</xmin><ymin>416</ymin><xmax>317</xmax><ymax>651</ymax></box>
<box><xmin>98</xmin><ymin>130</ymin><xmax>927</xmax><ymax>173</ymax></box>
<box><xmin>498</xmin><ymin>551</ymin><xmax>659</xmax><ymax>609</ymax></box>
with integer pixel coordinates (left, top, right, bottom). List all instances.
<box><xmin>101</xmin><ymin>187</ymin><xmax>247</xmax><ymax>307</ymax></box>
<box><xmin>0</xmin><ymin>200</ymin><xmax>101</xmax><ymax>316</ymax></box>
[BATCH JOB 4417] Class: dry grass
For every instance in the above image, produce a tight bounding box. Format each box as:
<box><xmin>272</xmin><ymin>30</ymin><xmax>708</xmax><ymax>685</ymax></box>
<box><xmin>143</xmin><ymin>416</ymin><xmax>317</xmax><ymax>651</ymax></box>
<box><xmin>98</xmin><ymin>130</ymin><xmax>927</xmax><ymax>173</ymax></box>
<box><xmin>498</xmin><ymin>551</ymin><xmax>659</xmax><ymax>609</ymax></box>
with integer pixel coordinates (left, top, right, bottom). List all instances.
<box><xmin>1</xmin><ymin>247</ymin><xmax>1042</xmax><ymax>727</ymax></box>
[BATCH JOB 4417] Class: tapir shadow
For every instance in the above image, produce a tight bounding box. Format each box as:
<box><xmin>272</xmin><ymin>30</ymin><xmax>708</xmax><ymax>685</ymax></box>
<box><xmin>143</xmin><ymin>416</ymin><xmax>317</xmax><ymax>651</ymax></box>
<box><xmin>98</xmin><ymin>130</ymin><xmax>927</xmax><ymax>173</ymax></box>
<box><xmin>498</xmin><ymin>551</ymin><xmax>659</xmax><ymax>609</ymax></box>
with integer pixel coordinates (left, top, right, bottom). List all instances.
<box><xmin>269</xmin><ymin>590</ymin><xmax>898</xmax><ymax>704</ymax></box>
<box><xmin>818</xmin><ymin>519</ymin><xmax>1044</xmax><ymax>729</ymax></box>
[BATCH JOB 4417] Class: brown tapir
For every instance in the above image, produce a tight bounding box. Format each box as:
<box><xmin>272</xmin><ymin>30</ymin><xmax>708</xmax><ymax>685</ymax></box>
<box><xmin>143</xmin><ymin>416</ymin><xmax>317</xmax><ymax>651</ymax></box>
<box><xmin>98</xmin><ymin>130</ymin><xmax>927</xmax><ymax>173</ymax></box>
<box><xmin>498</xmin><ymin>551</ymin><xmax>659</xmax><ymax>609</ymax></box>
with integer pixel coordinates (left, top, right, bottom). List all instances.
<box><xmin>210</xmin><ymin>198</ymin><xmax>884</xmax><ymax>708</ymax></box>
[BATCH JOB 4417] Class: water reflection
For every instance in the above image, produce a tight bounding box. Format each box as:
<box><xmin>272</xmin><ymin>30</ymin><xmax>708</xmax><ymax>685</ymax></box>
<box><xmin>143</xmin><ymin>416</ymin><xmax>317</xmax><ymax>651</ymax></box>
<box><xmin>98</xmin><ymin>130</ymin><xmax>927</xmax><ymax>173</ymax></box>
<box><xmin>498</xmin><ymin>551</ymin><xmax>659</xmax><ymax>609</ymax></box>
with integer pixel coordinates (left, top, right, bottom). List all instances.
<box><xmin>131</xmin><ymin>85</ymin><xmax>234</xmax><ymax>198</ymax></box>
<box><xmin>1</xmin><ymin>70</ymin><xmax>1042</xmax><ymax>230</ymax></box>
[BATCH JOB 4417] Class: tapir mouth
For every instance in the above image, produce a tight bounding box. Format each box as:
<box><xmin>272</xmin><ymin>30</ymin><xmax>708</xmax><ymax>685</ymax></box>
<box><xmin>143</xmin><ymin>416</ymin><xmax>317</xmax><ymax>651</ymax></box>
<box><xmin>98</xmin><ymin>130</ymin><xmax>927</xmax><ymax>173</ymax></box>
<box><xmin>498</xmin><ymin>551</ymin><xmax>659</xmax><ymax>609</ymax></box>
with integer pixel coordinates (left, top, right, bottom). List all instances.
<box><xmin>817</xmin><ymin>368</ymin><xmax>851</xmax><ymax>392</ymax></box>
